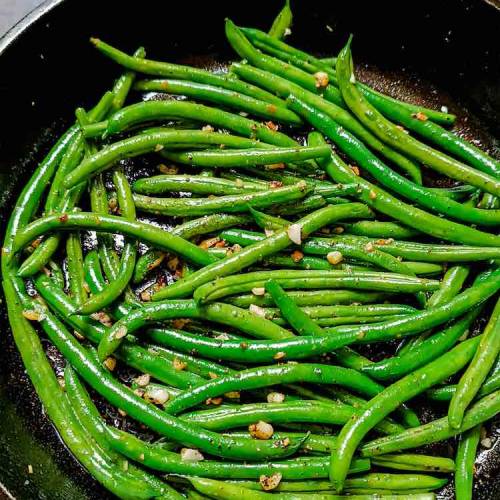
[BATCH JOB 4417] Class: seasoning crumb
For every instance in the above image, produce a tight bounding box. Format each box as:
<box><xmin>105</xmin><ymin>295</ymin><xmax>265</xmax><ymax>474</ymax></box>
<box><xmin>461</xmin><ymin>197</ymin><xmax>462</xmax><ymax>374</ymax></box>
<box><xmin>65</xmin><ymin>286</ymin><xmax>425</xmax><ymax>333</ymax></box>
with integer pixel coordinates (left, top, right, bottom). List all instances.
<box><xmin>260</xmin><ymin>472</ymin><xmax>282</xmax><ymax>491</ymax></box>
<box><xmin>173</xmin><ymin>358</ymin><xmax>188</xmax><ymax>371</ymax></box>
<box><xmin>314</xmin><ymin>71</ymin><xmax>329</xmax><ymax>88</ymax></box>
<box><xmin>252</xmin><ymin>287</ymin><xmax>266</xmax><ymax>296</ymax></box>
<box><xmin>249</xmin><ymin>304</ymin><xmax>267</xmax><ymax>317</ymax></box>
<box><xmin>327</xmin><ymin>251</ymin><xmax>343</xmax><ymax>265</ymax></box>
<box><xmin>412</xmin><ymin>112</ymin><xmax>428</xmax><ymax>121</ymax></box>
<box><xmin>249</xmin><ymin>421</ymin><xmax>274</xmax><ymax>440</ymax></box>
<box><xmin>180</xmin><ymin>448</ymin><xmax>204</xmax><ymax>462</ymax></box>
<box><xmin>273</xmin><ymin>351</ymin><xmax>286</xmax><ymax>360</ymax></box>
<box><xmin>267</xmin><ymin>392</ymin><xmax>285</xmax><ymax>404</ymax></box>
<box><xmin>28</xmin><ymin>465</ymin><xmax>33</xmax><ymax>474</ymax></box>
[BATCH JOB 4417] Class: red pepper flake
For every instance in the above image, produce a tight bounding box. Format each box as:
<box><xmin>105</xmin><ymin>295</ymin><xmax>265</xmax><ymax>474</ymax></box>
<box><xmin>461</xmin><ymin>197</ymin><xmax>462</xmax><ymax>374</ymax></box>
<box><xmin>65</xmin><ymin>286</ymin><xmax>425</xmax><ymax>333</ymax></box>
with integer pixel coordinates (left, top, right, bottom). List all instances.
<box><xmin>269</xmin><ymin>180</ymin><xmax>283</xmax><ymax>188</ymax></box>
<box><xmin>58</xmin><ymin>214</ymin><xmax>69</xmax><ymax>223</ymax></box>
<box><xmin>266</xmin><ymin>104</ymin><xmax>278</xmax><ymax>114</ymax></box>
<box><xmin>291</xmin><ymin>250</ymin><xmax>304</xmax><ymax>263</ymax></box>
<box><xmin>265</xmin><ymin>121</ymin><xmax>279</xmax><ymax>131</ymax></box>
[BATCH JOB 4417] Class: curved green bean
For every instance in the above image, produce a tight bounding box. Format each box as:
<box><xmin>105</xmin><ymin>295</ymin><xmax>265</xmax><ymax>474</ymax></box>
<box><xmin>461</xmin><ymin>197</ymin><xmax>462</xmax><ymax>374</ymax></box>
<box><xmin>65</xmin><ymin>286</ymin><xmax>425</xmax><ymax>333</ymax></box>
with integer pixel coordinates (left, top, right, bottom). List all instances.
<box><xmin>455</xmin><ymin>425</ymin><xmax>481</xmax><ymax>500</ymax></box>
<box><xmin>329</xmin><ymin>336</ymin><xmax>481</xmax><ymax>491</ymax></box>
<box><xmin>134</xmin><ymin>78</ymin><xmax>302</xmax><ymax>124</ymax></box>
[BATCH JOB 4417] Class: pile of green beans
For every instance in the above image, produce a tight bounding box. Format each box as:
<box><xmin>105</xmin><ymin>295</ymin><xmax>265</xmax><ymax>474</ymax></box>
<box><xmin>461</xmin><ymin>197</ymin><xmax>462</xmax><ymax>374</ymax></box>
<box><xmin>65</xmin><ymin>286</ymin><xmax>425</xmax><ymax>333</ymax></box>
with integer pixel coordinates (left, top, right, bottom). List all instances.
<box><xmin>2</xmin><ymin>3</ymin><xmax>499</xmax><ymax>499</ymax></box>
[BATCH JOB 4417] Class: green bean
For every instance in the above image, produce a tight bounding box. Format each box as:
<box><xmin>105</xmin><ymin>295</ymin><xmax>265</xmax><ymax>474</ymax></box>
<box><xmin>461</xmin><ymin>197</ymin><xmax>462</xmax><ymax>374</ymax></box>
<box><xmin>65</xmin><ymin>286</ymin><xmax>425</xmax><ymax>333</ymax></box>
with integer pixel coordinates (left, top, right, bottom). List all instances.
<box><xmin>455</xmin><ymin>425</ymin><xmax>481</xmax><ymax>500</ymax></box>
<box><xmin>266</xmin><ymin>279</ymin><xmax>332</xmax><ymax>336</ymax></box>
<box><xmin>152</xmin><ymin>203</ymin><xmax>372</xmax><ymax>300</ymax></box>
<box><xmin>231</xmin><ymin>473</ymin><xmax>447</xmax><ymax>492</ymax></box>
<box><xmin>91</xmin><ymin>38</ymin><xmax>286</xmax><ymax>106</ymax></box>
<box><xmin>225</xmin><ymin>24</ymin><xmax>423</xmax><ymax>184</ymax></box>
<box><xmin>182</xmin><ymin>400</ymin><xmax>401</xmax><ymax>435</ymax></box>
<box><xmin>220</xmin><ymin>228</ymin><xmax>500</xmax><ymax>263</ymax></box>
<box><xmin>336</xmin><ymin>39</ymin><xmax>500</xmax><ymax>195</ymax></box>
<box><xmin>76</xmin><ymin>172</ymin><xmax>138</xmax><ymax>315</ymax></box>
<box><xmin>194</xmin><ymin>270</ymin><xmax>439</xmax><ymax>303</ymax></box>
<box><xmin>24</xmin><ymin>300</ymin><xmax>305</xmax><ymax>460</ymax></box>
<box><xmin>226</xmin><ymin>430</ymin><xmax>336</xmax><ymax>453</ymax></box>
<box><xmin>164</xmin><ymin>363</ymin><xmax>390</xmax><ymax>416</ymax></box>
<box><xmin>296</xmin><ymin>106</ymin><xmax>500</xmax><ymax>246</ymax></box>
<box><xmin>361</xmin><ymin>390</ymin><xmax>500</xmax><ymax>457</ymax></box>
<box><xmin>370</xmin><ymin>454</ymin><xmax>455</xmax><ymax>473</ymax></box>
<box><xmin>133</xmin><ymin>183</ymin><xmax>311</xmax><ymax>216</ymax></box>
<box><xmin>133</xmin><ymin>174</ymin><xmax>263</xmax><ymax>195</ymax></box>
<box><xmin>66</xmin><ymin>129</ymin><xmax>316</xmax><ymax>188</ymax></box>
<box><xmin>426</xmin><ymin>357</ymin><xmax>500</xmax><ymax>402</ymax></box>
<box><xmin>260</xmin><ymin>254</ymin><xmax>352</xmax><ymax>271</ymax></box>
<box><xmin>269</xmin><ymin>0</ymin><xmax>292</xmax><ymax>39</ymax></box>
<box><xmin>13</xmin><ymin>212</ymin><xmax>218</xmax><ymax>268</ymax></box>
<box><xmin>64</xmin><ymin>366</ymin><xmax>180</xmax><ymax>498</ymax></box>
<box><xmin>65</xmin><ymin>232</ymin><xmax>88</xmax><ymax>306</ymax></box>
<box><xmin>448</xmin><ymin>298</ymin><xmax>500</xmax><ymax>428</ymax></box>
<box><xmin>337</xmin><ymin>221</ymin><xmax>420</xmax><ymax>239</ymax></box>
<box><xmin>135</xmin><ymin>79</ymin><xmax>302</xmax><ymax>124</ymax></box>
<box><xmin>329</xmin><ymin>336</ymin><xmax>481</xmax><ymax>491</ymax></box>
<box><xmin>189</xmin><ymin>477</ymin><xmax>436</xmax><ymax>499</ymax></box>
<box><xmin>112</xmin><ymin>46</ymin><xmax>146</xmax><ymax>111</ymax></box>
<box><xmin>239</xmin><ymin>26</ymin><xmax>456</xmax><ymax>126</ymax></box>
<box><xmin>92</xmin><ymin>101</ymin><xmax>297</xmax><ymax>148</ymax></box>
<box><xmin>161</xmin><ymin>145</ymin><xmax>330</xmax><ymax>168</ymax></box>
<box><xmin>227</xmin><ymin>290</ymin><xmax>392</xmax><ymax>308</ymax></box>
<box><xmin>361</xmin><ymin>311</ymin><xmax>479</xmax><ymax>381</ymax></box>
<box><xmin>106</xmin><ymin>426</ymin><xmax>369</xmax><ymax>480</ymax></box>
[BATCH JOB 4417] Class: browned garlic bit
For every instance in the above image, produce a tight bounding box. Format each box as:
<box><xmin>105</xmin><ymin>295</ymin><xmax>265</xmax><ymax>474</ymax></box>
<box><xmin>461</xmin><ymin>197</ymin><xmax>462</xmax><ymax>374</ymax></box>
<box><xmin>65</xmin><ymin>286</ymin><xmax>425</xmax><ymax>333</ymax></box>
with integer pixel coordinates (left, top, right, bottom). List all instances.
<box><xmin>249</xmin><ymin>420</ymin><xmax>274</xmax><ymax>440</ymax></box>
<box><xmin>260</xmin><ymin>472</ymin><xmax>282</xmax><ymax>491</ymax></box>
<box><xmin>144</xmin><ymin>386</ymin><xmax>169</xmax><ymax>405</ymax></box>
<box><xmin>267</xmin><ymin>392</ymin><xmax>285</xmax><ymax>404</ymax></box>
<box><xmin>103</xmin><ymin>357</ymin><xmax>117</xmax><ymax>371</ymax></box>
<box><xmin>180</xmin><ymin>448</ymin><xmax>204</xmax><ymax>462</ymax></box>
<box><xmin>314</xmin><ymin>71</ymin><xmax>329</xmax><ymax>88</ymax></box>
<box><xmin>173</xmin><ymin>358</ymin><xmax>188</xmax><ymax>371</ymax></box>
<box><xmin>134</xmin><ymin>373</ymin><xmax>151</xmax><ymax>387</ymax></box>
<box><xmin>327</xmin><ymin>251</ymin><xmax>343</xmax><ymax>265</ymax></box>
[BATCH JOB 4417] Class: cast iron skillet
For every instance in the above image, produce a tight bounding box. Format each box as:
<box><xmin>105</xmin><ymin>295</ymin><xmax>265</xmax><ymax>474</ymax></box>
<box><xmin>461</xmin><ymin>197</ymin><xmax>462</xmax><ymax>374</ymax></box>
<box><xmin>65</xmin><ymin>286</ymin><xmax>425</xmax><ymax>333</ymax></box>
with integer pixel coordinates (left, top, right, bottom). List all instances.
<box><xmin>0</xmin><ymin>0</ymin><xmax>499</xmax><ymax>498</ymax></box>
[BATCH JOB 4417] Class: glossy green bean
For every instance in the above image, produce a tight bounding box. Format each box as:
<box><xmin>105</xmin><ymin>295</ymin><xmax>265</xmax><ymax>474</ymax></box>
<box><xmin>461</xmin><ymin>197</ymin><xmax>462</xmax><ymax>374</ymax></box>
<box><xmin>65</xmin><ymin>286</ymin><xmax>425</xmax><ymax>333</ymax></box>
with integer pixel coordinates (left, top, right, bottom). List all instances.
<box><xmin>133</xmin><ymin>174</ymin><xmax>263</xmax><ymax>195</ymax></box>
<box><xmin>13</xmin><ymin>212</ymin><xmax>217</xmax><ymax>268</ymax></box>
<box><xmin>329</xmin><ymin>336</ymin><xmax>481</xmax><ymax>491</ymax></box>
<box><xmin>65</xmin><ymin>232</ymin><xmax>88</xmax><ymax>306</ymax></box>
<box><xmin>220</xmin><ymin>228</ymin><xmax>500</xmax><ymax>263</ymax></box>
<box><xmin>448</xmin><ymin>298</ymin><xmax>500</xmax><ymax>428</ymax></box>
<box><xmin>231</xmin><ymin>473</ymin><xmax>447</xmax><ymax>492</ymax></box>
<box><xmin>91</xmin><ymin>38</ymin><xmax>286</xmax><ymax>105</ymax></box>
<box><xmin>361</xmin><ymin>311</ymin><xmax>479</xmax><ymax>381</ymax></box>
<box><xmin>161</xmin><ymin>145</ymin><xmax>330</xmax><ymax>168</ymax></box>
<box><xmin>298</xmin><ymin>108</ymin><xmax>500</xmax><ymax>246</ymax></box>
<box><xmin>361</xmin><ymin>390</ymin><xmax>500</xmax><ymax>457</ymax></box>
<box><xmin>165</xmin><ymin>363</ymin><xmax>388</xmax><ymax>416</ymax></box>
<box><xmin>337</xmin><ymin>221</ymin><xmax>420</xmax><ymax>239</ymax></box>
<box><xmin>194</xmin><ymin>270</ymin><xmax>439</xmax><ymax>303</ymax></box>
<box><xmin>336</xmin><ymin>39</ymin><xmax>500</xmax><ymax>195</ymax></box>
<box><xmin>135</xmin><ymin>78</ymin><xmax>302</xmax><ymax>124</ymax></box>
<box><xmin>153</xmin><ymin>203</ymin><xmax>372</xmax><ymax>300</ymax></box>
<box><xmin>455</xmin><ymin>425</ymin><xmax>481</xmax><ymax>500</ymax></box>
<box><xmin>370</xmin><ymin>454</ymin><xmax>455</xmax><ymax>473</ymax></box>
<box><xmin>269</xmin><ymin>0</ymin><xmax>292</xmax><ymax>39</ymax></box>
<box><xmin>189</xmin><ymin>477</ymin><xmax>436</xmax><ymax>500</ymax></box>
<box><xmin>227</xmin><ymin>290</ymin><xmax>392</xmax><ymax>308</ymax></box>
<box><xmin>133</xmin><ymin>213</ymin><xmax>250</xmax><ymax>283</ymax></box>
<box><xmin>182</xmin><ymin>400</ymin><xmax>402</xmax><ymax>435</ymax></box>
<box><xmin>133</xmin><ymin>183</ymin><xmax>311</xmax><ymax>216</ymax></box>
<box><xmin>106</xmin><ymin>426</ymin><xmax>369</xmax><ymax>480</ymax></box>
